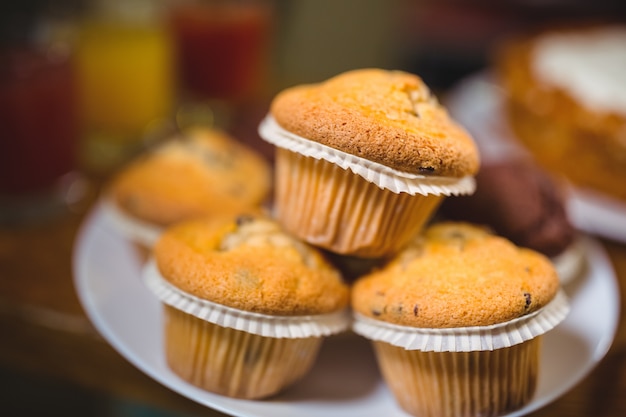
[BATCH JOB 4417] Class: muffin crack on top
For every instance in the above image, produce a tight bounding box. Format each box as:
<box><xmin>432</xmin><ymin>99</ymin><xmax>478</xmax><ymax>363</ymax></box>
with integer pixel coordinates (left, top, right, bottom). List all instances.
<box><xmin>219</xmin><ymin>215</ymin><xmax>319</xmax><ymax>269</ymax></box>
<box><xmin>270</xmin><ymin>68</ymin><xmax>480</xmax><ymax>177</ymax></box>
<box><xmin>154</xmin><ymin>214</ymin><xmax>349</xmax><ymax>316</ymax></box>
<box><xmin>405</xmin><ymin>80</ymin><xmax>439</xmax><ymax>119</ymax></box>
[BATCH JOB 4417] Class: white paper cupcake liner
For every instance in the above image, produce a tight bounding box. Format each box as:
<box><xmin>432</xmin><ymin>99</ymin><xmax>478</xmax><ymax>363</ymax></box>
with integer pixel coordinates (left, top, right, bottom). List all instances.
<box><xmin>353</xmin><ymin>290</ymin><xmax>569</xmax><ymax>352</ymax></box>
<box><xmin>258</xmin><ymin>115</ymin><xmax>475</xmax><ymax>196</ymax></box>
<box><xmin>143</xmin><ymin>259</ymin><xmax>351</xmax><ymax>339</ymax></box>
<box><xmin>101</xmin><ymin>197</ymin><xmax>164</xmax><ymax>248</ymax></box>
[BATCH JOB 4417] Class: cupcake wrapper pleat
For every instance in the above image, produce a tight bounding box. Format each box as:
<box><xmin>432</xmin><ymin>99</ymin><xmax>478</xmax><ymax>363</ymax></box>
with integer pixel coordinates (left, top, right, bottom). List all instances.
<box><xmin>164</xmin><ymin>305</ymin><xmax>322</xmax><ymax>399</ymax></box>
<box><xmin>259</xmin><ymin>115</ymin><xmax>476</xmax><ymax>196</ymax></box>
<box><xmin>275</xmin><ymin>148</ymin><xmax>443</xmax><ymax>257</ymax></box>
<box><xmin>373</xmin><ymin>337</ymin><xmax>540</xmax><ymax>417</ymax></box>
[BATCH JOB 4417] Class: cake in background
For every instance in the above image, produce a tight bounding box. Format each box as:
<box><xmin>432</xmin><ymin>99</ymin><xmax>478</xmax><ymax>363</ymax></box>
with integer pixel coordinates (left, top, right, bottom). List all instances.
<box><xmin>495</xmin><ymin>24</ymin><xmax>626</xmax><ymax>204</ymax></box>
<box><xmin>144</xmin><ymin>213</ymin><xmax>350</xmax><ymax>399</ymax></box>
<box><xmin>259</xmin><ymin>68</ymin><xmax>480</xmax><ymax>258</ymax></box>
<box><xmin>352</xmin><ymin>222</ymin><xmax>570</xmax><ymax>417</ymax></box>
<box><xmin>104</xmin><ymin>127</ymin><xmax>271</xmax><ymax>255</ymax></box>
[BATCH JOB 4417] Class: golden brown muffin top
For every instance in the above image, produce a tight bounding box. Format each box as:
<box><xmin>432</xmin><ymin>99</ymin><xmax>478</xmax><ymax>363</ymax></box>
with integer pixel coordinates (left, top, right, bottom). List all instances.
<box><xmin>108</xmin><ymin>128</ymin><xmax>271</xmax><ymax>226</ymax></box>
<box><xmin>351</xmin><ymin>222</ymin><xmax>560</xmax><ymax>328</ymax></box>
<box><xmin>270</xmin><ymin>68</ymin><xmax>479</xmax><ymax>177</ymax></box>
<box><xmin>154</xmin><ymin>213</ymin><xmax>350</xmax><ymax>316</ymax></box>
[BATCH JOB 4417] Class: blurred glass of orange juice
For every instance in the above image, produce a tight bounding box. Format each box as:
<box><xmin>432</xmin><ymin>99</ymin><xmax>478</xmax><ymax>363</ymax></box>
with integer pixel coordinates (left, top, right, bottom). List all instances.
<box><xmin>76</xmin><ymin>0</ymin><xmax>174</xmax><ymax>175</ymax></box>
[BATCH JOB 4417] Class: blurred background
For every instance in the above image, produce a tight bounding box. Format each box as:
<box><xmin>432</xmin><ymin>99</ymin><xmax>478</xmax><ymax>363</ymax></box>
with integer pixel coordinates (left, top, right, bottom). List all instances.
<box><xmin>2</xmin><ymin>0</ymin><xmax>626</xmax><ymax>197</ymax></box>
<box><xmin>1</xmin><ymin>0</ymin><xmax>626</xmax><ymax>416</ymax></box>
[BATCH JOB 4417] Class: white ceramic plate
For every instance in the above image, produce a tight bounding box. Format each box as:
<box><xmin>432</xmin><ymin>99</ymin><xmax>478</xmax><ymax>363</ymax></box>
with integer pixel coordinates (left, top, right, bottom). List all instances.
<box><xmin>73</xmin><ymin>203</ymin><xmax>620</xmax><ymax>417</ymax></box>
<box><xmin>444</xmin><ymin>72</ymin><xmax>626</xmax><ymax>244</ymax></box>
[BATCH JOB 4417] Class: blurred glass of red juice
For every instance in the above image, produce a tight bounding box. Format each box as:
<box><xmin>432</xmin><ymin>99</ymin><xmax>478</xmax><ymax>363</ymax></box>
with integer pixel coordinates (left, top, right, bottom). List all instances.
<box><xmin>0</xmin><ymin>44</ymin><xmax>78</xmax><ymax>196</ymax></box>
<box><xmin>169</xmin><ymin>0</ymin><xmax>273</xmax><ymax>101</ymax></box>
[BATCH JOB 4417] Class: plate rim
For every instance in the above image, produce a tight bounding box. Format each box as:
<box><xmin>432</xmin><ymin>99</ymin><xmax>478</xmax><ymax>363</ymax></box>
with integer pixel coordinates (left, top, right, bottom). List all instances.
<box><xmin>72</xmin><ymin>203</ymin><xmax>621</xmax><ymax>417</ymax></box>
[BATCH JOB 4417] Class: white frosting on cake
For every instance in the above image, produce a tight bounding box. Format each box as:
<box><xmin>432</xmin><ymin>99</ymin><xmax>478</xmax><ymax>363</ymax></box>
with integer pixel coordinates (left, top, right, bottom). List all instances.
<box><xmin>532</xmin><ymin>27</ymin><xmax>626</xmax><ymax>115</ymax></box>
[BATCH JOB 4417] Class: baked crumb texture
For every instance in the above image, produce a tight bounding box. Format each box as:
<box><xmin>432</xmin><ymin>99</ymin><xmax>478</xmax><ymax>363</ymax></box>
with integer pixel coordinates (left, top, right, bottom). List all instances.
<box><xmin>271</xmin><ymin>68</ymin><xmax>479</xmax><ymax>177</ymax></box>
<box><xmin>154</xmin><ymin>213</ymin><xmax>349</xmax><ymax>316</ymax></box>
<box><xmin>352</xmin><ymin>222</ymin><xmax>560</xmax><ymax>328</ymax></box>
<box><xmin>109</xmin><ymin>128</ymin><xmax>272</xmax><ymax>226</ymax></box>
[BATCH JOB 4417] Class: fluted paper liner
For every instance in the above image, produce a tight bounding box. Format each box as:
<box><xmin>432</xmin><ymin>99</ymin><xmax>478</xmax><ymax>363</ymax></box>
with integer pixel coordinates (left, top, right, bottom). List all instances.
<box><xmin>258</xmin><ymin>115</ymin><xmax>475</xmax><ymax>196</ymax></box>
<box><xmin>101</xmin><ymin>196</ymin><xmax>163</xmax><ymax>248</ymax></box>
<box><xmin>274</xmin><ymin>148</ymin><xmax>444</xmax><ymax>256</ymax></box>
<box><xmin>143</xmin><ymin>259</ymin><xmax>351</xmax><ymax>338</ymax></box>
<box><xmin>374</xmin><ymin>337</ymin><xmax>541</xmax><ymax>417</ymax></box>
<box><xmin>164</xmin><ymin>305</ymin><xmax>321</xmax><ymax>399</ymax></box>
<box><xmin>353</xmin><ymin>290</ymin><xmax>569</xmax><ymax>352</ymax></box>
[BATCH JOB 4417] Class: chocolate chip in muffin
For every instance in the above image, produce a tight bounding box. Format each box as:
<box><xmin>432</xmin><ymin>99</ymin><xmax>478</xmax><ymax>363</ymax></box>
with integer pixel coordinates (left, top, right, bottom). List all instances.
<box><xmin>524</xmin><ymin>292</ymin><xmax>532</xmax><ymax>309</ymax></box>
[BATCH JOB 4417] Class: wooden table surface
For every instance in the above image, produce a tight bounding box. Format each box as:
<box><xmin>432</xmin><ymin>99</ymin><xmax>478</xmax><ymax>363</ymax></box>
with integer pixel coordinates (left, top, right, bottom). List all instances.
<box><xmin>1</xmin><ymin>179</ymin><xmax>625</xmax><ymax>417</ymax></box>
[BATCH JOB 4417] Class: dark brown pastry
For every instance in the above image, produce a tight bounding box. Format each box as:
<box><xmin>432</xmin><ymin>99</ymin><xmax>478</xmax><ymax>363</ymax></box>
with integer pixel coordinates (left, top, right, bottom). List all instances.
<box><xmin>439</xmin><ymin>158</ymin><xmax>575</xmax><ymax>257</ymax></box>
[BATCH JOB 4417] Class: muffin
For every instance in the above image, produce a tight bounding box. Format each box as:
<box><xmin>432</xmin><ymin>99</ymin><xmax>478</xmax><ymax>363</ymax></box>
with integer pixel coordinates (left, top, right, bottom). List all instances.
<box><xmin>258</xmin><ymin>68</ymin><xmax>480</xmax><ymax>258</ymax></box>
<box><xmin>439</xmin><ymin>158</ymin><xmax>583</xmax><ymax>284</ymax></box>
<box><xmin>352</xmin><ymin>222</ymin><xmax>569</xmax><ymax>417</ymax></box>
<box><xmin>105</xmin><ymin>127</ymin><xmax>271</xmax><ymax>254</ymax></box>
<box><xmin>144</xmin><ymin>213</ymin><xmax>351</xmax><ymax>399</ymax></box>
<box><xmin>495</xmin><ymin>25</ymin><xmax>626</xmax><ymax>203</ymax></box>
